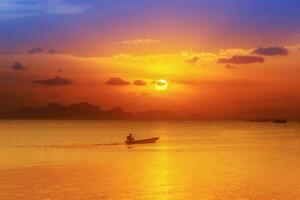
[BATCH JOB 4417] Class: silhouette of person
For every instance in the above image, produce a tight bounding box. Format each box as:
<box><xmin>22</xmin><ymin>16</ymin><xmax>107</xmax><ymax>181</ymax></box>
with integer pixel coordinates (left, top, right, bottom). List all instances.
<box><xmin>127</xmin><ymin>133</ymin><xmax>135</xmax><ymax>141</ymax></box>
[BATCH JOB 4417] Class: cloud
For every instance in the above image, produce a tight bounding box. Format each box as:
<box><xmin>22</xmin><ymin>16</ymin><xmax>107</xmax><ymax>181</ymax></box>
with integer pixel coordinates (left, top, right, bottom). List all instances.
<box><xmin>105</xmin><ymin>77</ymin><xmax>130</xmax><ymax>86</ymax></box>
<box><xmin>0</xmin><ymin>0</ymin><xmax>88</xmax><ymax>20</ymax></box>
<box><xmin>218</xmin><ymin>55</ymin><xmax>264</xmax><ymax>64</ymax></box>
<box><xmin>133</xmin><ymin>80</ymin><xmax>147</xmax><ymax>86</ymax></box>
<box><xmin>27</xmin><ymin>47</ymin><xmax>44</xmax><ymax>54</ymax></box>
<box><xmin>186</xmin><ymin>56</ymin><xmax>199</xmax><ymax>65</ymax></box>
<box><xmin>225</xmin><ymin>65</ymin><xmax>236</xmax><ymax>69</ymax></box>
<box><xmin>33</xmin><ymin>76</ymin><xmax>73</xmax><ymax>86</ymax></box>
<box><xmin>11</xmin><ymin>62</ymin><xmax>27</xmax><ymax>70</ymax></box>
<box><xmin>0</xmin><ymin>47</ymin><xmax>58</xmax><ymax>55</ymax></box>
<box><xmin>27</xmin><ymin>47</ymin><xmax>60</xmax><ymax>55</ymax></box>
<box><xmin>48</xmin><ymin>49</ymin><xmax>58</xmax><ymax>54</ymax></box>
<box><xmin>118</xmin><ymin>39</ymin><xmax>161</xmax><ymax>45</ymax></box>
<box><xmin>152</xmin><ymin>79</ymin><xmax>168</xmax><ymax>87</ymax></box>
<box><xmin>253</xmin><ymin>46</ymin><xmax>288</xmax><ymax>56</ymax></box>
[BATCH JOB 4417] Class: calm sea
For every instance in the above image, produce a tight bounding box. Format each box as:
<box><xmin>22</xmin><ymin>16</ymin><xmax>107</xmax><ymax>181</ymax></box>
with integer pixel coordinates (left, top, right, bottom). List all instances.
<box><xmin>0</xmin><ymin>120</ymin><xmax>300</xmax><ymax>200</ymax></box>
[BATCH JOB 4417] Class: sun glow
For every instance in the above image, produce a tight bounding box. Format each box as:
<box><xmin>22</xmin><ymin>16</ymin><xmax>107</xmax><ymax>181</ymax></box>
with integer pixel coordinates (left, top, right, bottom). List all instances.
<box><xmin>154</xmin><ymin>79</ymin><xmax>168</xmax><ymax>91</ymax></box>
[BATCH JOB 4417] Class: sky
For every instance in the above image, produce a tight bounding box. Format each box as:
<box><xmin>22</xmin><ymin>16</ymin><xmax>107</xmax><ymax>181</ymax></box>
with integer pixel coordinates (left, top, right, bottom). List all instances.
<box><xmin>1</xmin><ymin>0</ymin><xmax>300</xmax><ymax>119</ymax></box>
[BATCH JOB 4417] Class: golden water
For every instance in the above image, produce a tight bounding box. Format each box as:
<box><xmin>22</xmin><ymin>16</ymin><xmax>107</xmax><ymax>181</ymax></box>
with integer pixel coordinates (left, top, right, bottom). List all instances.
<box><xmin>0</xmin><ymin>120</ymin><xmax>300</xmax><ymax>199</ymax></box>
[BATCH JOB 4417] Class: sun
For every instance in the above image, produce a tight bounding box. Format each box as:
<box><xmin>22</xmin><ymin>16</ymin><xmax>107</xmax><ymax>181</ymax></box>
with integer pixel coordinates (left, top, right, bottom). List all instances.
<box><xmin>154</xmin><ymin>79</ymin><xmax>168</xmax><ymax>91</ymax></box>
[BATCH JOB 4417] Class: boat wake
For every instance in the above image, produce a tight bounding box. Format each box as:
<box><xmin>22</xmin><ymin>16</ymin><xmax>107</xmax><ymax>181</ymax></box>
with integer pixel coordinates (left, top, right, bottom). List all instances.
<box><xmin>11</xmin><ymin>143</ymin><xmax>123</xmax><ymax>149</ymax></box>
<box><xmin>45</xmin><ymin>143</ymin><xmax>122</xmax><ymax>148</ymax></box>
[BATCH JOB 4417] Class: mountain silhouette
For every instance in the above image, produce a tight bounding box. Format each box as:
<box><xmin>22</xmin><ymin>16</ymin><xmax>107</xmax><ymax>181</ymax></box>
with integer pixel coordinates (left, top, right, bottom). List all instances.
<box><xmin>0</xmin><ymin>102</ymin><xmax>176</xmax><ymax>120</ymax></box>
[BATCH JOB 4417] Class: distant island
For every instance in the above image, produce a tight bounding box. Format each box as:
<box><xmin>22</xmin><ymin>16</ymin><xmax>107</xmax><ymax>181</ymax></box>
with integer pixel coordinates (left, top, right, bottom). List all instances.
<box><xmin>249</xmin><ymin>119</ymin><xmax>288</xmax><ymax>124</ymax></box>
<box><xmin>0</xmin><ymin>102</ymin><xmax>176</xmax><ymax>120</ymax></box>
<box><xmin>0</xmin><ymin>102</ymin><xmax>294</xmax><ymax>122</ymax></box>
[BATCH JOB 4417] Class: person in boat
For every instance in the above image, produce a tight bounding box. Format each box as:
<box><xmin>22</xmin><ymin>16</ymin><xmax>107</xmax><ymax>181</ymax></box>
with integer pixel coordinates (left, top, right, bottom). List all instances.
<box><xmin>127</xmin><ymin>133</ymin><xmax>135</xmax><ymax>142</ymax></box>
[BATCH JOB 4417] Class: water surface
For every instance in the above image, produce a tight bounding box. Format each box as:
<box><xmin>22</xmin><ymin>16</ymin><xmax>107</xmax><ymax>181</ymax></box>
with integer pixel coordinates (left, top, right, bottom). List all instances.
<box><xmin>0</xmin><ymin>120</ymin><xmax>300</xmax><ymax>200</ymax></box>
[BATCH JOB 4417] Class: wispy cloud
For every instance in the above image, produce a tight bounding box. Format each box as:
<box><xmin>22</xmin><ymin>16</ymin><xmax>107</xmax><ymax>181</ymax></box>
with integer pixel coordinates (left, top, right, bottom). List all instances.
<box><xmin>27</xmin><ymin>47</ymin><xmax>59</xmax><ymax>55</ymax></box>
<box><xmin>11</xmin><ymin>62</ymin><xmax>27</xmax><ymax>71</ymax></box>
<box><xmin>27</xmin><ymin>47</ymin><xmax>44</xmax><ymax>54</ymax></box>
<box><xmin>105</xmin><ymin>77</ymin><xmax>130</xmax><ymax>86</ymax></box>
<box><xmin>33</xmin><ymin>76</ymin><xmax>73</xmax><ymax>86</ymax></box>
<box><xmin>0</xmin><ymin>0</ymin><xmax>88</xmax><ymax>19</ymax></box>
<box><xmin>225</xmin><ymin>65</ymin><xmax>236</xmax><ymax>69</ymax></box>
<box><xmin>186</xmin><ymin>56</ymin><xmax>199</xmax><ymax>65</ymax></box>
<box><xmin>218</xmin><ymin>55</ymin><xmax>264</xmax><ymax>64</ymax></box>
<box><xmin>118</xmin><ymin>39</ymin><xmax>161</xmax><ymax>45</ymax></box>
<box><xmin>133</xmin><ymin>80</ymin><xmax>147</xmax><ymax>86</ymax></box>
<box><xmin>253</xmin><ymin>46</ymin><xmax>288</xmax><ymax>56</ymax></box>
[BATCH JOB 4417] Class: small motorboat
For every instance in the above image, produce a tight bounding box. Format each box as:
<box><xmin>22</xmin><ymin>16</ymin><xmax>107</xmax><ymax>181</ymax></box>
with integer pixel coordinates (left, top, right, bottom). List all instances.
<box><xmin>272</xmin><ymin>119</ymin><xmax>288</xmax><ymax>124</ymax></box>
<box><xmin>125</xmin><ymin>137</ymin><xmax>160</xmax><ymax>145</ymax></box>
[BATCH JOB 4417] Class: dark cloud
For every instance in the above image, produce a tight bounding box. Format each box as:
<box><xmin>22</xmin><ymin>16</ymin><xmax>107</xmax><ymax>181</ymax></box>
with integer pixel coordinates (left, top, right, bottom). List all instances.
<box><xmin>225</xmin><ymin>65</ymin><xmax>236</xmax><ymax>69</ymax></box>
<box><xmin>156</xmin><ymin>81</ymin><xmax>165</xmax><ymax>86</ymax></box>
<box><xmin>27</xmin><ymin>48</ymin><xmax>59</xmax><ymax>55</ymax></box>
<box><xmin>11</xmin><ymin>62</ymin><xmax>27</xmax><ymax>71</ymax></box>
<box><xmin>133</xmin><ymin>80</ymin><xmax>147</xmax><ymax>86</ymax></box>
<box><xmin>33</xmin><ymin>76</ymin><xmax>73</xmax><ymax>86</ymax></box>
<box><xmin>253</xmin><ymin>46</ymin><xmax>288</xmax><ymax>56</ymax></box>
<box><xmin>186</xmin><ymin>56</ymin><xmax>199</xmax><ymax>65</ymax></box>
<box><xmin>48</xmin><ymin>49</ymin><xmax>58</xmax><ymax>54</ymax></box>
<box><xmin>27</xmin><ymin>47</ymin><xmax>44</xmax><ymax>54</ymax></box>
<box><xmin>218</xmin><ymin>55</ymin><xmax>264</xmax><ymax>64</ymax></box>
<box><xmin>105</xmin><ymin>77</ymin><xmax>130</xmax><ymax>86</ymax></box>
<box><xmin>1</xmin><ymin>48</ymin><xmax>59</xmax><ymax>55</ymax></box>
<box><xmin>153</xmin><ymin>80</ymin><xmax>167</xmax><ymax>86</ymax></box>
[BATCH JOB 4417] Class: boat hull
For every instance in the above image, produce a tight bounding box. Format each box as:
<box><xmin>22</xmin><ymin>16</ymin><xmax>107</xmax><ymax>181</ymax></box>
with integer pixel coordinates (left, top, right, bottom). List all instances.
<box><xmin>125</xmin><ymin>137</ymin><xmax>159</xmax><ymax>145</ymax></box>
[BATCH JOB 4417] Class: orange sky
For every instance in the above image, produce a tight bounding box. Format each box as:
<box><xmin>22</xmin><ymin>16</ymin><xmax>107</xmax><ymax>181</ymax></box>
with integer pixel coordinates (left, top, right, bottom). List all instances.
<box><xmin>1</xmin><ymin>0</ymin><xmax>300</xmax><ymax>119</ymax></box>
<box><xmin>1</xmin><ymin>44</ymin><xmax>300</xmax><ymax>119</ymax></box>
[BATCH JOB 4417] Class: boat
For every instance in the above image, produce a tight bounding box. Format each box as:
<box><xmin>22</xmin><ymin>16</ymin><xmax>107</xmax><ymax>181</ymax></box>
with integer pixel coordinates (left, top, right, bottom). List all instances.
<box><xmin>272</xmin><ymin>119</ymin><xmax>288</xmax><ymax>124</ymax></box>
<box><xmin>125</xmin><ymin>137</ymin><xmax>160</xmax><ymax>145</ymax></box>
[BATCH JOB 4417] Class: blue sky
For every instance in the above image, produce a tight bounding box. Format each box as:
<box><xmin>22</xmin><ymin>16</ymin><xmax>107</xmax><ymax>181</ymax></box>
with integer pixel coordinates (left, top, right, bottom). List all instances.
<box><xmin>0</xmin><ymin>0</ymin><xmax>300</xmax><ymax>55</ymax></box>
